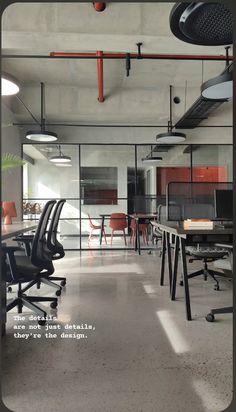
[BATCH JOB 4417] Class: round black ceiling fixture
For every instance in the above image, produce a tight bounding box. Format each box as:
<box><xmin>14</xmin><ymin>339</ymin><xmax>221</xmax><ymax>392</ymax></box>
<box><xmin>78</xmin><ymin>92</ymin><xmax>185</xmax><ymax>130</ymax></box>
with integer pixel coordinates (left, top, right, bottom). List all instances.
<box><xmin>169</xmin><ymin>3</ymin><xmax>233</xmax><ymax>46</ymax></box>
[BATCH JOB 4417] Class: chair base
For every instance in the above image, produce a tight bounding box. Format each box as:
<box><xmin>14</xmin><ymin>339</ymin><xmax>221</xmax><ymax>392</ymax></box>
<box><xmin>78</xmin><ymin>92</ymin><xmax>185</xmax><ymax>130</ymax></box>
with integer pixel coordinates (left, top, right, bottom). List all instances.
<box><xmin>7</xmin><ymin>295</ymin><xmax>57</xmax><ymax>322</ymax></box>
<box><xmin>187</xmin><ymin>260</ymin><xmax>223</xmax><ymax>291</ymax></box>
<box><xmin>206</xmin><ymin>306</ymin><xmax>232</xmax><ymax>322</ymax></box>
<box><xmin>7</xmin><ymin>280</ymin><xmax>58</xmax><ymax>323</ymax></box>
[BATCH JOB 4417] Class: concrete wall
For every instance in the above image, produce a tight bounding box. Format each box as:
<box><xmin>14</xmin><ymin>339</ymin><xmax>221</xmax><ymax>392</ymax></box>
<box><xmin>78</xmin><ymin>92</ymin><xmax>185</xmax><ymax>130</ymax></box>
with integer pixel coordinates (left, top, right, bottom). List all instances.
<box><xmin>1</xmin><ymin>103</ymin><xmax>22</xmax><ymax>220</ymax></box>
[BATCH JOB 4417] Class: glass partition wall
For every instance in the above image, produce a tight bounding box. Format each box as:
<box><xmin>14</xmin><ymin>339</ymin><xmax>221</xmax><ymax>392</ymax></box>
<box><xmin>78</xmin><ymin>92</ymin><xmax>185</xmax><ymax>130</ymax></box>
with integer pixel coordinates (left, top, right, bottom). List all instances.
<box><xmin>23</xmin><ymin>143</ymin><xmax>232</xmax><ymax>250</ymax></box>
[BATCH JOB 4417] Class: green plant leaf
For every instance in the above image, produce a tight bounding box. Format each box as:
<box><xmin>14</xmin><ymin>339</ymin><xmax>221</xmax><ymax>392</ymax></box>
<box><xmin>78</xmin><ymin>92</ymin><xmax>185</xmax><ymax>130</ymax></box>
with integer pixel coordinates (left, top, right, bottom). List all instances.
<box><xmin>1</xmin><ymin>153</ymin><xmax>25</xmax><ymax>171</ymax></box>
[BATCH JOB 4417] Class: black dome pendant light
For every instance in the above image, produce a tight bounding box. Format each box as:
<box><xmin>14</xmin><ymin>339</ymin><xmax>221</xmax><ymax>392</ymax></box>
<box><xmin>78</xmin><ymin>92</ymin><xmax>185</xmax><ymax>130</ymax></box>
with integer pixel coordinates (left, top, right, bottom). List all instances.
<box><xmin>169</xmin><ymin>2</ymin><xmax>233</xmax><ymax>46</ymax></box>
<box><xmin>26</xmin><ymin>82</ymin><xmax>58</xmax><ymax>142</ymax></box>
<box><xmin>156</xmin><ymin>85</ymin><xmax>186</xmax><ymax>144</ymax></box>
<box><xmin>201</xmin><ymin>47</ymin><xmax>233</xmax><ymax>100</ymax></box>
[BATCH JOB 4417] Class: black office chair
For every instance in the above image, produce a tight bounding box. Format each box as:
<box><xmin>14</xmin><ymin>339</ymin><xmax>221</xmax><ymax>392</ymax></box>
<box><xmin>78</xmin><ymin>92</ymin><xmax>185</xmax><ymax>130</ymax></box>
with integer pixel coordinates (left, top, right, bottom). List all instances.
<box><xmin>41</xmin><ymin>198</ymin><xmax>67</xmax><ymax>288</ymax></box>
<box><xmin>14</xmin><ymin>199</ymin><xmax>66</xmax><ymax>295</ymax></box>
<box><xmin>185</xmin><ymin>245</ymin><xmax>228</xmax><ymax>290</ymax></box>
<box><xmin>206</xmin><ymin>245</ymin><xmax>233</xmax><ymax>321</ymax></box>
<box><xmin>3</xmin><ymin>200</ymin><xmax>58</xmax><ymax>325</ymax></box>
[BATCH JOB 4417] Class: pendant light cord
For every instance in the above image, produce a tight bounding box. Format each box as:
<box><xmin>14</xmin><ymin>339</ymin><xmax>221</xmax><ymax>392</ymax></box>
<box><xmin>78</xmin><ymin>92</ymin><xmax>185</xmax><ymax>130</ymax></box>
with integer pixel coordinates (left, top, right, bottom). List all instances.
<box><xmin>15</xmin><ymin>95</ymin><xmax>41</xmax><ymax>126</ymax></box>
<box><xmin>169</xmin><ymin>84</ymin><xmax>173</xmax><ymax>131</ymax></box>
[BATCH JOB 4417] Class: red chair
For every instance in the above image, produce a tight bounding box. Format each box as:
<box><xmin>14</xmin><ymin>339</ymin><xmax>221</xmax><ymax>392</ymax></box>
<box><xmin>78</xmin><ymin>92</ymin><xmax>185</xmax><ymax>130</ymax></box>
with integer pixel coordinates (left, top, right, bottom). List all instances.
<box><xmin>130</xmin><ymin>218</ymin><xmax>149</xmax><ymax>245</ymax></box>
<box><xmin>88</xmin><ymin>214</ymin><xmax>107</xmax><ymax>244</ymax></box>
<box><xmin>109</xmin><ymin>213</ymin><xmax>128</xmax><ymax>245</ymax></box>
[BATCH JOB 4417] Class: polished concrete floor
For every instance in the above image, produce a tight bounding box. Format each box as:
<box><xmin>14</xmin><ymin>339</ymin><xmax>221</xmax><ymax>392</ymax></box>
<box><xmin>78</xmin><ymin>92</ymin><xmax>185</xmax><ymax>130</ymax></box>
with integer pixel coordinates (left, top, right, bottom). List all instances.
<box><xmin>2</xmin><ymin>250</ymin><xmax>233</xmax><ymax>412</ymax></box>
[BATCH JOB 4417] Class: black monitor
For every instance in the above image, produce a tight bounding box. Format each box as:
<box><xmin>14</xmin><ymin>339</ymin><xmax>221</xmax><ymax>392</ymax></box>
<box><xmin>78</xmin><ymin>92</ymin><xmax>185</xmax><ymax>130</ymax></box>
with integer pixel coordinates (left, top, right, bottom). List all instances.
<box><xmin>214</xmin><ymin>189</ymin><xmax>233</xmax><ymax>220</ymax></box>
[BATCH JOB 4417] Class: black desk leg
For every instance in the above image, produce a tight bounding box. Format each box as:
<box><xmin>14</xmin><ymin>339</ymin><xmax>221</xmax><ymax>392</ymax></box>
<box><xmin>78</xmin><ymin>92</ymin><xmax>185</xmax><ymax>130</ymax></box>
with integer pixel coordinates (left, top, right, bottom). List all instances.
<box><xmin>137</xmin><ymin>220</ymin><xmax>141</xmax><ymax>255</ymax></box>
<box><xmin>99</xmin><ymin>217</ymin><xmax>105</xmax><ymax>245</ymax></box>
<box><xmin>179</xmin><ymin>238</ymin><xmax>192</xmax><ymax>321</ymax></box>
<box><xmin>160</xmin><ymin>231</ymin><xmax>166</xmax><ymax>286</ymax></box>
<box><xmin>171</xmin><ymin>236</ymin><xmax>179</xmax><ymax>301</ymax></box>
<box><xmin>166</xmin><ymin>232</ymin><xmax>173</xmax><ymax>295</ymax></box>
<box><xmin>134</xmin><ymin>221</ymin><xmax>138</xmax><ymax>251</ymax></box>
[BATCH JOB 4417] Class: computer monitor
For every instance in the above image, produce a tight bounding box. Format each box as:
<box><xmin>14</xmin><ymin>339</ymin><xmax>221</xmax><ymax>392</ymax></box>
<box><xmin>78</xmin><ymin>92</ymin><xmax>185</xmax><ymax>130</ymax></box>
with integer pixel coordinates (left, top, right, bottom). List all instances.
<box><xmin>214</xmin><ymin>189</ymin><xmax>233</xmax><ymax>220</ymax></box>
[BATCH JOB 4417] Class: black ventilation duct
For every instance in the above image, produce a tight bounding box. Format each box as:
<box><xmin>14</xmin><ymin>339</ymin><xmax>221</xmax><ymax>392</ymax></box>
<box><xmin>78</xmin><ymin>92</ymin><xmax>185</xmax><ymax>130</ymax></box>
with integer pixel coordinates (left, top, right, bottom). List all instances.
<box><xmin>170</xmin><ymin>3</ymin><xmax>233</xmax><ymax>46</ymax></box>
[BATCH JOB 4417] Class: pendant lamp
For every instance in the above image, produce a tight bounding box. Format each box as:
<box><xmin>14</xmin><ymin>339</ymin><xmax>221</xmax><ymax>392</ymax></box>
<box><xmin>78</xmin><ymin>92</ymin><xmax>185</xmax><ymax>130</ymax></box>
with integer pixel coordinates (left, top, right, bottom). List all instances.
<box><xmin>1</xmin><ymin>72</ymin><xmax>20</xmax><ymax>96</ymax></box>
<box><xmin>49</xmin><ymin>145</ymin><xmax>71</xmax><ymax>163</ymax></box>
<box><xmin>201</xmin><ymin>48</ymin><xmax>233</xmax><ymax>100</ymax></box>
<box><xmin>156</xmin><ymin>85</ymin><xmax>186</xmax><ymax>143</ymax></box>
<box><xmin>26</xmin><ymin>83</ymin><xmax>58</xmax><ymax>142</ymax></box>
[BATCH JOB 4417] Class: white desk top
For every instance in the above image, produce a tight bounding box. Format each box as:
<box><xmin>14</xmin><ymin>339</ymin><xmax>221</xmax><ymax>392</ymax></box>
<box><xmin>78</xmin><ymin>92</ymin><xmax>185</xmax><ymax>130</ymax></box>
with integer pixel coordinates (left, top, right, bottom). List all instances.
<box><xmin>1</xmin><ymin>221</ymin><xmax>37</xmax><ymax>240</ymax></box>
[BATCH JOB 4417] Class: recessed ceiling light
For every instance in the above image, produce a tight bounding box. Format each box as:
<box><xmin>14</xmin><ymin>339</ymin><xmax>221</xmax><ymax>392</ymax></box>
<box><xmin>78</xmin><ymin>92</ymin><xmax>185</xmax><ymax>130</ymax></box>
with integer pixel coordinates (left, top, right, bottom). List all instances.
<box><xmin>1</xmin><ymin>72</ymin><xmax>20</xmax><ymax>96</ymax></box>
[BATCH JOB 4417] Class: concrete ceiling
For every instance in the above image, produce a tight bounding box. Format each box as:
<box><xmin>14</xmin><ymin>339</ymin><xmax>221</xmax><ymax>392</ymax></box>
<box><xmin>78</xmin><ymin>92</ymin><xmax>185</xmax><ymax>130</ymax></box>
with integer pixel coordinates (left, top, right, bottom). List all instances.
<box><xmin>1</xmin><ymin>2</ymin><xmax>232</xmax><ymax>127</ymax></box>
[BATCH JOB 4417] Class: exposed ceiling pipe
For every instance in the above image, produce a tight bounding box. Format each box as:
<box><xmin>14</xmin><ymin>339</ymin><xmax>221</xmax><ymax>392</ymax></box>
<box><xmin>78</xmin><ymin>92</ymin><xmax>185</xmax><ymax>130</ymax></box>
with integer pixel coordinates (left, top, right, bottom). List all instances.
<box><xmin>93</xmin><ymin>2</ymin><xmax>106</xmax><ymax>12</ymax></box>
<box><xmin>50</xmin><ymin>51</ymin><xmax>233</xmax><ymax>61</ymax></box>
<box><xmin>96</xmin><ymin>50</ymin><xmax>105</xmax><ymax>102</ymax></box>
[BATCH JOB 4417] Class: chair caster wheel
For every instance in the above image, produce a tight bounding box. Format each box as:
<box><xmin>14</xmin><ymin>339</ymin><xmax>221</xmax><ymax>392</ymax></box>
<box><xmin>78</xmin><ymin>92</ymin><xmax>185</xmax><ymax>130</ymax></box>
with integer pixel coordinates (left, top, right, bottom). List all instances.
<box><xmin>60</xmin><ymin>280</ymin><xmax>66</xmax><ymax>287</ymax></box>
<box><xmin>8</xmin><ymin>287</ymin><xmax>12</xmax><ymax>293</ymax></box>
<box><xmin>50</xmin><ymin>301</ymin><xmax>57</xmax><ymax>309</ymax></box>
<box><xmin>214</xmin><ymin>285</ymin><xmax>220</xmax><ymax>291</ymax></box>
<box><xmin>179</xmin><ymin>280</ymin><xmax>184</xmax><ymax>286</ymax></box>
<box><xmin>56</xmin><ymin>289</ymin><xmax>61</xmax><ymax>296</ymax></box>
<box><xmin>206</xmin><ymin>313</ymin><xmax>215</xmax><ymax>322</ymax></box>
<box><xmin>38</xmin><ymin>319</ymin><xmax>46</xmax><ymax>326</ymax></box>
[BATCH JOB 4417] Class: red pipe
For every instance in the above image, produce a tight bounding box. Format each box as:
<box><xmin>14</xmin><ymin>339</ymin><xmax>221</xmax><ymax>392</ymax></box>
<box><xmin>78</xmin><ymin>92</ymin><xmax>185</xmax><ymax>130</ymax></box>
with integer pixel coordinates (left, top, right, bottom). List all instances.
<box><xmin>50</xmin><ymin>51</ymin><xmax>232</xmax><ymax>61</ymax></box>
<box><xmin>93</xmin><ymin>3</ymin><xmax>106</xmax><ymax>12</ymax></box>
<box><xmin>96</xmin><ymin>50</ymin><xmax>104</xmax><ymax>102</ymax></box>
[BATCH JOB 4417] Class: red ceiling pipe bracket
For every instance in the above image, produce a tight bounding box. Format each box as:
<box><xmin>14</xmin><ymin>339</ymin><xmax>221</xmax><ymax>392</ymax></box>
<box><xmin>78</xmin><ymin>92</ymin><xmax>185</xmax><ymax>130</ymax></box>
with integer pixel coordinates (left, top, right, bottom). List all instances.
<box><xmin>96</xmin><ymin>50</ymin><xmax>105</xmax><ymax>102</ymax></box>
<box><xmin>93</xmin><ymin>3</ymin><xmax>106</xmax><ymax>12</ymax></box>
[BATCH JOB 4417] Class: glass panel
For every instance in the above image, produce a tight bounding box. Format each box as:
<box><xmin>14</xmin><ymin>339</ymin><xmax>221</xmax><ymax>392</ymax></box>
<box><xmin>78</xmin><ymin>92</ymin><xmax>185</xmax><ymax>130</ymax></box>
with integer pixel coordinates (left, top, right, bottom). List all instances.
<box><xmin>137</xmin><ymin>144</ymin><xmax>191</xmax><ymax>211</ymax></box>
<box><xmin>80</xmin><ymin>145</ymin><xmax>135</xmax><ymax>249</ymax></box>
<box><xmin>22</xmin><ymin>144</ymin><xmax>80</xmax><ymax>250</ymax></box>
<box><xmin>192</xmin><ymin>145</ymin><xmax>233</xmax><ymax>182</ymax></box>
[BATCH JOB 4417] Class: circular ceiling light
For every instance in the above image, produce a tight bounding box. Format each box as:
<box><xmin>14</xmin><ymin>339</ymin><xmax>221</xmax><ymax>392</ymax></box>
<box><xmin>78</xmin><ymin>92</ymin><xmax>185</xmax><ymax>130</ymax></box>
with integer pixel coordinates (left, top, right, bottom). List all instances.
<box><xmin>156</xmin><ymin>131</ymin><xmax>186</xmax><ymax>144</ymax></box>
<box><xmin>26</xmin><ymin>130</ymin><xmax>58</xmax><ymax>142</ymax></box>
<box><xmin>201</xmin><ymin>71</ymin><xmax>232</xmax><ymax>100</ymax></box>
<box><xmin>142</xmin><ymin>156</ymin><xmax>163</xmax><ymax>163</ymax></box>
<box><xmin>50</xmin><ymin>155</ymin><xmax>71</xmax><ymax>163</ymax></box>
<box><xmin>49</xmin><ymin>145</ymin><xmax>71</xmax><ymax>163</ymax></box>
<box><xmin>55</xmin><ymin>163</ymin><xmax>72</xmax><ymax>167</ymax></box>
<box><xmin>1</xmin><ymin>72</ymin><xmax>20</xmax><ymax>96</ymax></box>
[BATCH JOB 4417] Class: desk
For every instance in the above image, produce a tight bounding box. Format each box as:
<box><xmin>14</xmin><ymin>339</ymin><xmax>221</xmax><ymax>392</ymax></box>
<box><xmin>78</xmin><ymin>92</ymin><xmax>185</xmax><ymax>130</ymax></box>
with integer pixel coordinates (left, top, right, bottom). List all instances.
<box><xmin>2</xmin><ymin>220</ymin><xmax>37</xmax><ymax>240</ymax></box>
<box><xmin>130</xmin><ymin>214</ymin><xmax>157</xmax><ymax>255</ymax></box>
<box><xmin>1</xmin><ymin>221</ymin><xmax>37</xmax><ymax>336</ymax></box>
<box><xmin>151</xmin><ymin>222</ymin><xmax>233</xmax><ymax>321</ymax></box>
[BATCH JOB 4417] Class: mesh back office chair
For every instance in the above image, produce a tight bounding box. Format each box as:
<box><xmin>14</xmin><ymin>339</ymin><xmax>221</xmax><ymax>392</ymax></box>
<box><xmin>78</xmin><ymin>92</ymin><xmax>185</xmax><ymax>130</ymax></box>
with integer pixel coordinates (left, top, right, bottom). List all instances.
<box><xmin>3</xmin><ymin>200</ymin><xmax>58</xmax><ymax>325</ymax></box>
<box><xmin>184</xmin><ymin>204</ymin><xmax>228</xmax><ymax>290</ymax></box>
<box><xmin>153</xmin><ymin>204</ymin><xmax>180</xmax><ymax>250</ymax></box>
<box><xmin>15</xmin><ymin>200</ymin><xmax>67</xmax><ymax>295</ymax></box>
<box><xmin>206</xmin><ymin>246</ymin><xmax>233</xmax><ymax>321</ymax></box>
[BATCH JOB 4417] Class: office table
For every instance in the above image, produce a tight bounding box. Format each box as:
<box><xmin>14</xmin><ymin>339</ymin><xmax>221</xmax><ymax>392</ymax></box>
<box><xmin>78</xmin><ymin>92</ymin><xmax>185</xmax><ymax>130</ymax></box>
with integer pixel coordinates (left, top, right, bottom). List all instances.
<box><xmin>151</xmin><ymin>222</ymin><xmax>233</xmax><ymax>321</ymax></box>
<box><xmin>1</xmin><ymin>221</ymin><xmax>37</xmax><ymax>336</ymax></box>
<box><xmin>129</xmin><ymin>214</ymin><xmax>157</xmax><ymax>254</ymax></box>
<box><xmin>2</xmin><ymin>220</ymin><xmax>37</xmax><ymax>240</ymax></box>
